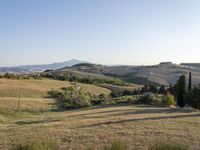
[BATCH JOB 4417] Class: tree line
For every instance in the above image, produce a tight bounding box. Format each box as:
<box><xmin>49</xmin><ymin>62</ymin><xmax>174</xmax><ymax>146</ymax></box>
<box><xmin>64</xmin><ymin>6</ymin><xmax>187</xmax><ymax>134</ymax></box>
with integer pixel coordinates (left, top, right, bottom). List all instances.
<box><xmin>170</xmin><ymin>72</ymin><xmax>200</xmax><ymax>109</ymax></box>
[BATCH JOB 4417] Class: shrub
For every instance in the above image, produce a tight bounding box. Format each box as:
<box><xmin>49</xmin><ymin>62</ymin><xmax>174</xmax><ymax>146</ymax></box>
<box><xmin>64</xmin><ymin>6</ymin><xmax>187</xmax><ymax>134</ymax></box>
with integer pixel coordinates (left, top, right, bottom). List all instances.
<box><xmin>149</xmin><ymin>142</ymin><xmax>188</xmax><ymax>150</ymax></box>
<box><xmin>48</xmin><ymin>90</ymin><xmax>61</xmax><ymax>98</ymax></box>
<box><xmin>103</xmin><ymin>139</ymin><xmax>128</xmax><ymax>150</ymax></box>
<box><xmin>138</xmin><ymin>93</ymin><xmax>163</xmax><ymax>105</ymax></box>
<box><xmin>48</xmin><ymin>86</ymin><xmax>92</xmax><ymax>108</ymax></box>
<box><xmin>162</xmin><ymin>94</ymin><xmax>176</xmax><ymax>106</ymax></box>
<box><xmin>122</xmin><ymin>95</ymin><xmax>139</xmax><ymax>104</ymax></box>
<box><xmin>98</xmin><ymin>94</ymin><xmax>110</xmax><ymax>101</ymax></box>
<box><xmin>141</xmin><ymin>84</ymin><xmax>158</xmax><ymax>93</ymax></box>
<box><xmin>101</xmin><ymin>99</ymin><xmax>116</xmax><ymax>105</ymax></box>
<box><xmin>12</xmin><ymin>140</ymin><xmax>59</xmax><ymax>150</ymax></box>
<box><xmin>110</xmin><ymin>90</ymin><xmax>123</xmax><ymax>98</ymax></box>
<box><xmin>110</xmin><ymin>89</ymin><xmax>141</xmax><ymax>98</ymax></box>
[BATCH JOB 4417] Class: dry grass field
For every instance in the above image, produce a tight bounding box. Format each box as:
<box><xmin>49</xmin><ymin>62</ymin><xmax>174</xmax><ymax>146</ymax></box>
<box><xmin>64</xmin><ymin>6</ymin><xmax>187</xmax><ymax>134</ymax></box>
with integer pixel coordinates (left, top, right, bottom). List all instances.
<box><xmin>0</xmin><ymin>79</ymin><xmax>199</xmax><ymax>150</ymax></box>
<box><xmin>0</xmin><ymin>103</ymin><xmax>199</xmax><ymax>150</ymax></box>
<box><xmin>0</xmin><ymin>78</ymin><xmax>110</xmax><ymax>98</ymax></box>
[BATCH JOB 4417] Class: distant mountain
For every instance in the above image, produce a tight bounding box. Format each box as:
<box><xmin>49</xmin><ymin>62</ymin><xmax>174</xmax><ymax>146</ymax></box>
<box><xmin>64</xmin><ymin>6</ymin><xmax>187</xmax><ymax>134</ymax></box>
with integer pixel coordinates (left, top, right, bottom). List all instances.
<box><xmin>0</xmin><ymin>67</ymin><xmax>30</xmax><ymax>74</ymax></box>
<box><xmin>0</xmin><ymin>59</ymin><xmax>88</xmax><ymax>73</ymax></box>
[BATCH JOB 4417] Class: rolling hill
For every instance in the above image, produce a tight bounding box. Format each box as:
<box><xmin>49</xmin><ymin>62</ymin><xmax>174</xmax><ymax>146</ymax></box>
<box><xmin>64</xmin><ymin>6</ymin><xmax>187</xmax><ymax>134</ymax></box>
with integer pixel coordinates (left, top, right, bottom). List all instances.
<box><xmin>67</xmin><ymin>62</ymin><xmax>200</xmax><ymax>85</ymax></box>
<box><xmin>181</xmin><ymin>63</ymin><xmax>200</xmax><ymax>69</ymax></box>
<box><xmin>1</xmin><ymin>60</ymin><xmax>200</xmax><ymax>85</ymax></box>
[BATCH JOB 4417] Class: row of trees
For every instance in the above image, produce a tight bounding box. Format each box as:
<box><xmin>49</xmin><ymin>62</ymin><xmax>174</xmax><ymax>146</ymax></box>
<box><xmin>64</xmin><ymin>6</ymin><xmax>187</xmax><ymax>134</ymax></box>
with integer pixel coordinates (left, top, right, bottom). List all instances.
<box><xmin>47</xmin><ymin>71</ymin><xmax>199</xmax><ymax>109</ymax></box>
<box><xmin>109</xmin><ymin>71</ymin><xmax>200</xmax><ymax>109</ymax></box>
<box><xmin>0</xmin><ymin>73</ymin><xmax>41</xmax><ymax>80</ymax></box>
<box><xmin>41</xmin><ymin>71</ymin><xmax>128</xmax><ymax>86</ymax></box>
<box><xmin>172</xmin><ymin>72</ymin><xmax>200</xmax><ymax>109</ymax></box>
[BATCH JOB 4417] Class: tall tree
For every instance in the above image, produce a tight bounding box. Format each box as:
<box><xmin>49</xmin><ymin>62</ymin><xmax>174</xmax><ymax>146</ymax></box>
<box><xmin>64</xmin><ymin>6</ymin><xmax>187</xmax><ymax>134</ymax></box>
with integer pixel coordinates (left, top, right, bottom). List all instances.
<box><xmin>188</xmin><ymin>72</ymin><xmax>192</xmax><ymax>91</ymax></box>
<box><xmin>159</xmin><ymin>85</ymin><xmax>166</xmax><ymax>94</ymax></box>
<box><xmin>177</xmin><ymin>75</ymin><xmax>186</xmax><ymax>108</ymax></box>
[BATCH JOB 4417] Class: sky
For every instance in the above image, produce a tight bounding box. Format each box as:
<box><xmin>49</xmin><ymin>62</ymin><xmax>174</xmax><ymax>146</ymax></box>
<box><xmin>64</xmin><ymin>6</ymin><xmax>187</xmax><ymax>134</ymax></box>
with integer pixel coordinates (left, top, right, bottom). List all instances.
<box><xmin>0</xmin><ymin>0</ymin><xmax>200</xmax><ymax>67</ymax></box>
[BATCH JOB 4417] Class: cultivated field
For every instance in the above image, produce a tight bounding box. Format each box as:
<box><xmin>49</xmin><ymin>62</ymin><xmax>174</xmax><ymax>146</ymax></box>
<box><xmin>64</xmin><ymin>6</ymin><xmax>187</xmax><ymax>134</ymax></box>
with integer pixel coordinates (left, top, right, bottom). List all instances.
<box><xmin>0</xmin><ymin>102</ymin><xmax>199</xmax><ymax>150</ymax></box>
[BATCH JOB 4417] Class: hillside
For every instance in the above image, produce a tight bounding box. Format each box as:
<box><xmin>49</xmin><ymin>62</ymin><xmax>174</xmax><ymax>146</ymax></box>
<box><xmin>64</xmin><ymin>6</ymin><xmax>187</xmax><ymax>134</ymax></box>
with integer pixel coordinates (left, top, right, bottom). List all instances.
<box><xmin>181</xmin><ymin>63</ymin><xmax>200</xmax><ymax>69</ymax></box>
<box><xmin>1</xmin><ymin>61</ymin><xmax>200</xmax><ymax>85</ymax></box>
<box><xmin>69</xmin><ymin>62</ymin><xmax>200</xmax><ymax>85</ymax></box>
<box><xmin>0</xmin><ymin>78</ymin><xmax>110</xmax><ymax>98</ymax></box>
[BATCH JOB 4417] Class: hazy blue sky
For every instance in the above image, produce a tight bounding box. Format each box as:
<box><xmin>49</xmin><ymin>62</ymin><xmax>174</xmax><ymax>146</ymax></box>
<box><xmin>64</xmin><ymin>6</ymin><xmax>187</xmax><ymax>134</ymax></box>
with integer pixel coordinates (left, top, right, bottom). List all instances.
<box><xmin>0</xmin><ymin>0</ymin><xmax>200</xmax><ymax>66</ymax></box>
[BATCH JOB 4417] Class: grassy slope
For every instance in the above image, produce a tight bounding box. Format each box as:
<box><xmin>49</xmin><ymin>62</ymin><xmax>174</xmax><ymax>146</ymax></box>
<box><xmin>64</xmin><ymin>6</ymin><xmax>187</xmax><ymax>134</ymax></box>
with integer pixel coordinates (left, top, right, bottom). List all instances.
<box><xmin>0</xmin><ymin>78</ymin><xmax>110</xmax><ymax>98</ymax></box>
<box><xmin>0</xmin><ymin>98</ymin><xmax>56</xmax><ymax>112</ymax></box>
<box><xmin>98</xmin><ymin>83</ymin><xmax>142</xmax><ymax>91</ymax></box>
<box><xmin>0</xmin><ymin>105</ymin><xmax>199</xmax><ymax>150</ymax></box>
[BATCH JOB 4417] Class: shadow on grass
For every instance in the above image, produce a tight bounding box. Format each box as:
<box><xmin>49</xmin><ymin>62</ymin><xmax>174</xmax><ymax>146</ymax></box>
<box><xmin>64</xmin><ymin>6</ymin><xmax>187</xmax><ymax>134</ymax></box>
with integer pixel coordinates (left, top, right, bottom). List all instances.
<box><xmin>16</xmin><ymin>119</ymin><xmax>61</xmax><ymax>125</ymax></box>
<box><xmin>65</xmin><ymin>105</ymin><xmax>195</xmax><ymax>118</ymax></box>
<box><xmin>76</xmin><ymin>113</ymin><xmax>200</xmax><ymax>129</ymax></box>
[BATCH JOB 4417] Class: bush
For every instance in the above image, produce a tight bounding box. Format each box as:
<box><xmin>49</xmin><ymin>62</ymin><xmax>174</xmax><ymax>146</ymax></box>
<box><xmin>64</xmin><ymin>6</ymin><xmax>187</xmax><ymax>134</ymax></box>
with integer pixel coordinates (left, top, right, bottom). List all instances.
<box><xmin>110</xmin><ymin>90</ymin><xmax>123</xmax><ymax>98</ymax></box>
<box><xmin>103</xmin><ymin>139</ymin><xmax>128</xmax><ymax>150</ymax></box>
<box><xmin>138</xmin><ymin>93</ymin><xmax>163</xmax><ymax>105</ymax></box>
<box><xmin>149</xmin><ymin>142</ymin><xmax>188</xmax><ymax>150</ymax></box>
<box><xmin>162</xmin><ymin>94</ymin><xmax>176</xmax><ymax>106</ymax></box>
<box><xmin>110</xmin><ymin>89</ymin><xmax>141</xmax><ymax>98</ymax></box>
<box><xmin>13</xmin><ymin>140</ymin><xmax>59</xmax><ymax>150</ymax></box>
<box><xmin>101</xmin><ymin>99</ymin><xmax>116</xmax><ymax>105</ymax></box>
<box><xmin>48</xmin><ymin>86</ymin><xmax>92</xmax><ymax>108</ymax></box>
<box><xmin>126</xmin><ymin>95</ymin><xmax>140</xmax><ymax>104</ymax></box>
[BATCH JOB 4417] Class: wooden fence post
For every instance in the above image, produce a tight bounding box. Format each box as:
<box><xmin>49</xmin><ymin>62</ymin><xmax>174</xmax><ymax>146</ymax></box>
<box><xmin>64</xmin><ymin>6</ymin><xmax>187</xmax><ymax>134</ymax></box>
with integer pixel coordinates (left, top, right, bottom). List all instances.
<box><xmin>17</xmin><ymin>90</ymin><xmax>21</xmax><ymax>112</ymax></box>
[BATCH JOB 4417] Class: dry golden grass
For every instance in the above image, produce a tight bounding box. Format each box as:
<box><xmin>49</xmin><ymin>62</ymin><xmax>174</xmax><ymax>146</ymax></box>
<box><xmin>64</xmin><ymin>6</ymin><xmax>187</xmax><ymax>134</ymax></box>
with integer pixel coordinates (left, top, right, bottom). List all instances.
<box><xmin>0</xmin><ymin>79</ymin><xmax>110</xmax><ymax>98</ymax></box>
<box><xmin>0</xmin><ymin>97</ymin><xmax>55</xmax><ymax>111</ymax></box>
<box><xmin>0</xmin><ymin>104</ymin><xmax>199</xmax><ymax>150</ymax></box>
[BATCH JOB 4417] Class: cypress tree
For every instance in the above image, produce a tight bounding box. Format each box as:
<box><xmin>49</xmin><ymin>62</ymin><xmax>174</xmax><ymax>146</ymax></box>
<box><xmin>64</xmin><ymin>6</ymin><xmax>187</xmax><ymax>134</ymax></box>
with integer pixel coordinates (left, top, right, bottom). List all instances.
<box><xmin>159</xmin><ymin>85</ymin><xmax>166</xmax><ymax>94</ymax></box>
<box><xmin>188</xmin><ymin>72</ymin><xmax>192</xmax><ymax>91</ymax></box>
<box><xmin>177</xmin><ymin>75</ymin><xmax>186</xmax><ymax>108</ymax></box>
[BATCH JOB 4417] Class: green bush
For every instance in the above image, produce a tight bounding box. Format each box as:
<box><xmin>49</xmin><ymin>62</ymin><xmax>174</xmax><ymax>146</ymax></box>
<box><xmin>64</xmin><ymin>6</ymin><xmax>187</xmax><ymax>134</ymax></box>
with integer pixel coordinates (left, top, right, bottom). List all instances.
<box><xmin>126</xmin><ymin>95</ymin><xmax>138</xmax><ymax>104</ymax></box>
<box><xmin>48</xmin><ymin>86</ymin><xmax>92</xmax><ymax>108</ymax></box>
<box><xmin>13</xmin><ymin>140</ymin><xmax>59</xmax><ymax>150</ymax></box>
<box><xmin>101</xmin><ymin>99</ymin><xmax>116</xmax><ymax>105</ymax></box>
<box><xmin>162</xmin><ymin>94</ymin><xmax>176</xmax><ymax>106</ymax></box>
<box><xmin>149</xmin><ymin>142</ymin><xmax>188</xmax><ymax>150</ymax></box>
<box><xmin>138</xmin><ymin>93</ymin><xmax>163</xmax><ymax>105</ymax></box>
<box><xmin>103</xmin><ymin>139</ymin><xmax>128</xmax><ymax>150</ymax></box>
